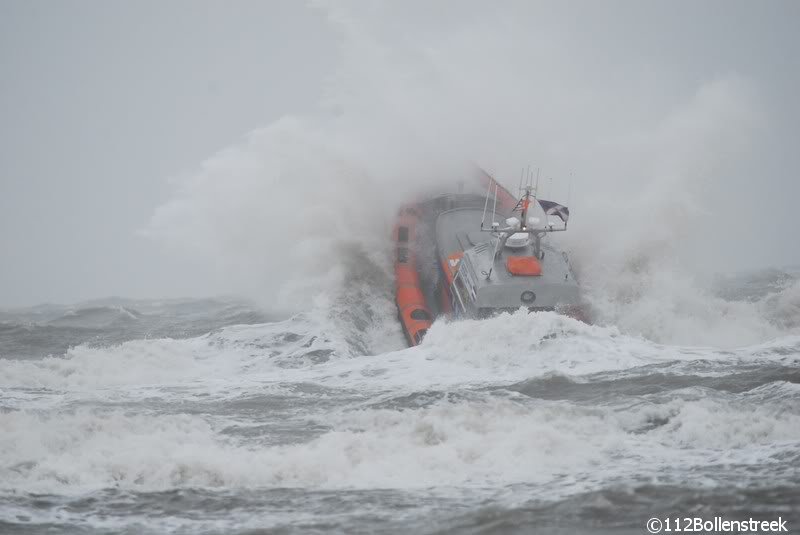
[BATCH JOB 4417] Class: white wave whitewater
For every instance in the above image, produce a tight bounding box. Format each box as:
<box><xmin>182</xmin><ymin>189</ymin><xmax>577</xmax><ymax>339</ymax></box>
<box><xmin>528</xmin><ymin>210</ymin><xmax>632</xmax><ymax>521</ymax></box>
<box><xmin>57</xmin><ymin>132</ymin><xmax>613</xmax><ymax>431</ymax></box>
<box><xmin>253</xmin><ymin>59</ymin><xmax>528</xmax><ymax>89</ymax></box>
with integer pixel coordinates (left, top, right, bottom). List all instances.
<box><xmin>4</xmin><ymin>3</ymin><xmax>800</xmax><ymax>534</ymax></box>
<box><xmin>1</xmin><ymin>269</ymin><xmax>799</xmax><ymax>533</ymax></box>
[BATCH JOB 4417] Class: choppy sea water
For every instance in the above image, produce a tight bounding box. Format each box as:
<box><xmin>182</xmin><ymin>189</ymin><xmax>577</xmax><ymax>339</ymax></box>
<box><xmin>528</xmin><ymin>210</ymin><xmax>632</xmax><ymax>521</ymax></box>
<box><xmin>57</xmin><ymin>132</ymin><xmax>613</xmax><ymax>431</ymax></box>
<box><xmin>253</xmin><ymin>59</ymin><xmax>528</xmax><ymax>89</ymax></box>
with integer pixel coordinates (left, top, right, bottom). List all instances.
<box><xmin>1</xmin><ymin>271</ymin><xmax>799</xmax><ymax>534</ymax></box>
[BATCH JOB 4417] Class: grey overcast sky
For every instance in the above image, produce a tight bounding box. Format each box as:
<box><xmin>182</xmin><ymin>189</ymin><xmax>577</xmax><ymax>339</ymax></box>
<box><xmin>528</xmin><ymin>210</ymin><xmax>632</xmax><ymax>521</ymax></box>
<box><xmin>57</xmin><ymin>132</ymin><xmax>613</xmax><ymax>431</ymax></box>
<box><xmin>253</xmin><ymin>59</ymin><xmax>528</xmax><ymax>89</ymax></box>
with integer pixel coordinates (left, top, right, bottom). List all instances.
<box><xmin>1</xmin><ymin>1</ymin><xmax>799</xmax><ymax>307</ymax></box>
<box><xmin>1</xmin><ymin>1</ymin><xmax>335</xmax><ymax>305</ymax></box>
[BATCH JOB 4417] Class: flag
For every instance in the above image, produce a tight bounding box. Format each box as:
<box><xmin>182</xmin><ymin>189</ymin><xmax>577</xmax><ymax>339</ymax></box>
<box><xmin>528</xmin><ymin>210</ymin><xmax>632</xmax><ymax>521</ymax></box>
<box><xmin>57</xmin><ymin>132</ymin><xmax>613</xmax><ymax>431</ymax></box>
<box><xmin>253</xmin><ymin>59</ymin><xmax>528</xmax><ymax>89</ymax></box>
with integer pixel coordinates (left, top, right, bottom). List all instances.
<box><xmin>537</xmin><ymin>200</ymin><xmax>570</xmax><ymax>223</ymax></box>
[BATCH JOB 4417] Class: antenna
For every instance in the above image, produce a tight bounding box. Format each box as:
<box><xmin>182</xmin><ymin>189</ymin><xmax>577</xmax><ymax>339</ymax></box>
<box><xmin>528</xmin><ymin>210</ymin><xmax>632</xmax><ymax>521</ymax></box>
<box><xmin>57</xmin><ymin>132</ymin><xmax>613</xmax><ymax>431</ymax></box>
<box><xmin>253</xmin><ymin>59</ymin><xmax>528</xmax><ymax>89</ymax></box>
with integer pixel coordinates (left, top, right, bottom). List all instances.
<box><xmin>491</xmin><ymin>182</ymin><xmax>498</xmax><ymax>227</ymax></box>
<box><xmin>480</xmin><ymin>176</ymin><xmax>492</xmax><ymax>230</ymax></box>
<box><xmin>525</xmin><ymin>165</ymin><xmax>531</xmax><ymax>196</ymax></box>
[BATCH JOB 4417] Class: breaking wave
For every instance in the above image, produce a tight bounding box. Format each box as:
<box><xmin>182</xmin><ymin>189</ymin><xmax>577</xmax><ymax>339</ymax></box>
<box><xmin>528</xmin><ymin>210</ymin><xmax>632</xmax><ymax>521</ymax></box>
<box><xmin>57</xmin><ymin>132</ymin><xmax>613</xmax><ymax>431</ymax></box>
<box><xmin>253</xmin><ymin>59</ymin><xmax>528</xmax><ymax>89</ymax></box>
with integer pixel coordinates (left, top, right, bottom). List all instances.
<box><xmin>1</xmin><ymin>295</ymin><xmax>798</xmax><ymax>531</ymax></box>
<box><xmin>2</xmin><ymin>374</ymin><xmax>798</xmax><ymax>495</ymax></box>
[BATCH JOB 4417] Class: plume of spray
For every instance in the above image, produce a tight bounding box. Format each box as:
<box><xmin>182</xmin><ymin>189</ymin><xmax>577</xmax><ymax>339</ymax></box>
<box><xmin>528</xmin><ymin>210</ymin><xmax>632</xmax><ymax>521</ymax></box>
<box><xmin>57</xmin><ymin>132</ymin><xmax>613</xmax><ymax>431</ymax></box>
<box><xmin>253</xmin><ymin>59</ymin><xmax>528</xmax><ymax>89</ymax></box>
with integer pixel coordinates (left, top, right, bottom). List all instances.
<box><xmin>564</xmin><ymin>77</ymin><xmax>790</xmax><ymax>347</ymax></box>
<box><xmin>148</xmin><ymin>2</ymin><xmax>795</xmax><ymax>346</ymax></box>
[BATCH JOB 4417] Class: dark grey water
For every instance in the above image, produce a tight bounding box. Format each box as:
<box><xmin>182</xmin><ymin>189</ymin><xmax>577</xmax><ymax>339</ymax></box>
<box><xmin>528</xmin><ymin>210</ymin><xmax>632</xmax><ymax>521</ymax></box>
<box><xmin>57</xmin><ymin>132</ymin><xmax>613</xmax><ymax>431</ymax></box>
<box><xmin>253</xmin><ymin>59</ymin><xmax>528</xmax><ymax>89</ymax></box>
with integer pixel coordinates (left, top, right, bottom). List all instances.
<box><xmin>1</xmin><ymin>271</ymin><xmax>798</xmax><ymax>534</ymax></box>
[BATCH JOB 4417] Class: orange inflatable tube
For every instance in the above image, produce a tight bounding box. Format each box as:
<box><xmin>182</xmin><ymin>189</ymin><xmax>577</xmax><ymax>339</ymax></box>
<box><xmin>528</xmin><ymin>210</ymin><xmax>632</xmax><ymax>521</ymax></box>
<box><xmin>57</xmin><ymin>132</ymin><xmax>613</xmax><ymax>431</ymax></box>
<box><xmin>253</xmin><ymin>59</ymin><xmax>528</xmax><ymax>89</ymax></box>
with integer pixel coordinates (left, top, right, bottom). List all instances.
<box><xmin>393</xmin><ymin>204</ymin><xmax>433</xmax><ymax>346</ymax></box>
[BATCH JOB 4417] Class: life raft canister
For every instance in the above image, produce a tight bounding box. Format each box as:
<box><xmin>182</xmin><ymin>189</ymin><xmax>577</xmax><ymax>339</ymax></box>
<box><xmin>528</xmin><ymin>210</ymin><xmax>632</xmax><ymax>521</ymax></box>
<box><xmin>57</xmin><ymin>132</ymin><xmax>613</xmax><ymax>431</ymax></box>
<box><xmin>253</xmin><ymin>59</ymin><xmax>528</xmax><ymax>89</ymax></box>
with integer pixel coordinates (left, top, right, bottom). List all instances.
<box><xmin>506</xmin><ymin>256</ymin><xmax>542</xmax><ymax>276</ymax></box>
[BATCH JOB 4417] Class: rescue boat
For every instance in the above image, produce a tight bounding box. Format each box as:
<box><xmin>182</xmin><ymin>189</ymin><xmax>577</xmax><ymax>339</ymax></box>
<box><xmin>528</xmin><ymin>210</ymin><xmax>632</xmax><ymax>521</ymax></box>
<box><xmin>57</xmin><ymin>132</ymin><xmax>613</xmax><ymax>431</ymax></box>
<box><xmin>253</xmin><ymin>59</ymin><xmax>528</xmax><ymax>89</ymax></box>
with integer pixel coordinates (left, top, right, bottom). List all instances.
<box><xmin>393</xmin><ymin>169</ymin><xmax>584</xmax><ymax>347</ymax></box>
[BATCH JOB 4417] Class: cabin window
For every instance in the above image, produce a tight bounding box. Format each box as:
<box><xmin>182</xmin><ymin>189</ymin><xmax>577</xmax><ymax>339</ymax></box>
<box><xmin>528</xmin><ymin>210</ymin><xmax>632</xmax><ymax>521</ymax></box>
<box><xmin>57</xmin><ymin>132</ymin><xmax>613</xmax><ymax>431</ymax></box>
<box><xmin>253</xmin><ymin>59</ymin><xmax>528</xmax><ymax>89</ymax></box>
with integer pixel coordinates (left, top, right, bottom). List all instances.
<box><xmin>398</xmin><ymin>226</ymin><xmax>409</xmax><ymax>242</ymax></box>
<box><xmin>397</xmin><ymin>247</ymin><xmax>408</xmax><ymax>263</ymax></box>
<box><xmin>410</xmin><ymin>309</ymin><xmax>431</xmax><ymax>321</ymax></box>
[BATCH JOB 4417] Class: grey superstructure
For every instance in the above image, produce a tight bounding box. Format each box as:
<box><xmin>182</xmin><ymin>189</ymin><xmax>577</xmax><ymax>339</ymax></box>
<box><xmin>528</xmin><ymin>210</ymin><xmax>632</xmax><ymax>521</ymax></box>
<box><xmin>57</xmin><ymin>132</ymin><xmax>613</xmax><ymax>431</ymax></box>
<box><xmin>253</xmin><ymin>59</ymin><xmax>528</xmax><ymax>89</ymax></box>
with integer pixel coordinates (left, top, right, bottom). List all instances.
<box><xmin>417</xmin><ymin>179</ymin><xmax>582</xmax><ymax>320</ymax></box>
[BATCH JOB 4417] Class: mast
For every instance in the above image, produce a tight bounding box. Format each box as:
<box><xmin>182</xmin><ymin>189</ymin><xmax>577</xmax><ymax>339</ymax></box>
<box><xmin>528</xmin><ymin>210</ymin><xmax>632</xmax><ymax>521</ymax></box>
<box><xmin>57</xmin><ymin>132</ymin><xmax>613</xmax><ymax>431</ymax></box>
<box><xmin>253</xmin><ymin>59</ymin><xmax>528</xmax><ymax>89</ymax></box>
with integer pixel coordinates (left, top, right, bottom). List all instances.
<box><xmin>480</xmin><ymin>175</ymin><xmax>492</xmax><ymax>230</ymax></box>
<box><xmin>520</xmin><ymin>184</ymin><xmax>532</xmax><ymax>230</ymax></box>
